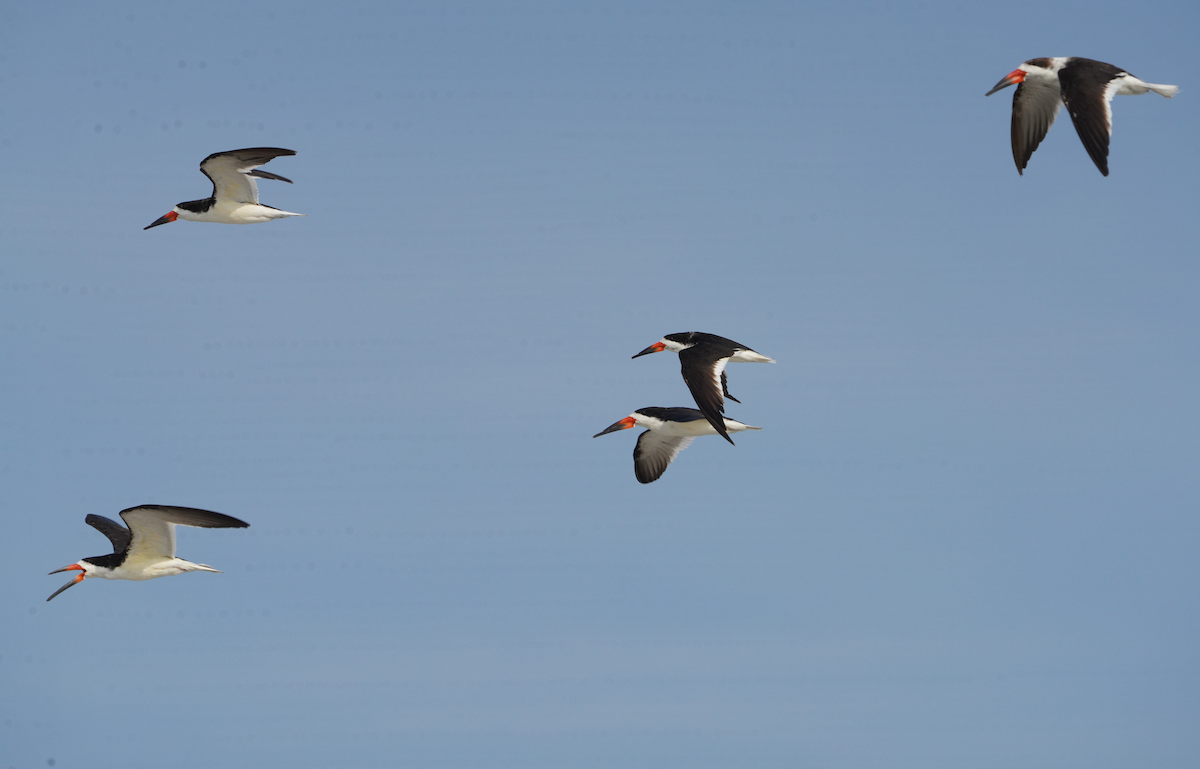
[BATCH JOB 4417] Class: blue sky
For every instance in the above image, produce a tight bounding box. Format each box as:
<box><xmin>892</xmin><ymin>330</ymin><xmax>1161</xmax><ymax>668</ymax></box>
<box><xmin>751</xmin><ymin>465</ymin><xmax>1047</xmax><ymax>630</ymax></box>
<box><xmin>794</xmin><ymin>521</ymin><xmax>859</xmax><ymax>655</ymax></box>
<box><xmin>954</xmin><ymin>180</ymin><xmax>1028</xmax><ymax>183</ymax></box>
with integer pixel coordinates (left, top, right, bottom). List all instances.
<box><xmin>2</xmin><ymin>1</ymin><xmax>1199</xmax><ymax>766</ymax></box>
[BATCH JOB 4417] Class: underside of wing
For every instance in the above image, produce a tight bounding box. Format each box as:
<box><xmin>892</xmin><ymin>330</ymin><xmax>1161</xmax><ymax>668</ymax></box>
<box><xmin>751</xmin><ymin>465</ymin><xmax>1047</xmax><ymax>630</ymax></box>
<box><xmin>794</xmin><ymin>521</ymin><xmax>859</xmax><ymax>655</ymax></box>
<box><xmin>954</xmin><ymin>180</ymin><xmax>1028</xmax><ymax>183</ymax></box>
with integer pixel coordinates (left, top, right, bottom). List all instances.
<box><xmin>120</xmin><ymin>505</ymin><xmax>249</xmax><ymax>561</ymax></box>
<box><xmin>123</xmin><ymin>505</ymin><xmax>250</xmax><ymax>529</ymax></box>
<box><xmin>633</xmin><ymin>431</ymin><xmax>696</xmax><ymax>483</ymax></box>
<box><xmin>121</xmin><ymin>507</ymin><xmax>178</xmax><ymax>560</ymax></box>
<box><xmin>1011</xmin><ymin>80</ymin><xmax>1062</xmax><ymax>174</ymax></box>
<box><xmin>200</xmin><ymin>148</ymin><xmax>296</xmax><ymax>204</ymax></box>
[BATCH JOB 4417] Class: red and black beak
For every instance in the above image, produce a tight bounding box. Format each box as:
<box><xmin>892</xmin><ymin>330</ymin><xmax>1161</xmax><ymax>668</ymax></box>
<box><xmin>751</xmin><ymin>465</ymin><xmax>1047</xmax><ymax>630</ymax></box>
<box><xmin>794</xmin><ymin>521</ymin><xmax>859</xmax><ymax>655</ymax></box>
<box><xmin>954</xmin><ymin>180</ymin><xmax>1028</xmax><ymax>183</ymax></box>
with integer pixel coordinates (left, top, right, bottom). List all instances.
<box><xmin>631</xmin><ymin>341</ymin><xmax>666</xmax><ymax>359</ymax></box>
<box><xmin>46</xmin><ymin>564</ymin><xmax>85</xmax><ymax>602</ymax></box>
<box><xmin>593</xmin><ymin>416</ymin><xmax>637</xmax><ymax>438</ymax></box>
<box><xmin>144</xmin><ymin>210</ymin><xmax>179</xmax><ymax>230</ymax></box>
<box><xmin>986</xmin><ymin>69</ymin><xmax>1026</xmax><ymax>97</ymax></box>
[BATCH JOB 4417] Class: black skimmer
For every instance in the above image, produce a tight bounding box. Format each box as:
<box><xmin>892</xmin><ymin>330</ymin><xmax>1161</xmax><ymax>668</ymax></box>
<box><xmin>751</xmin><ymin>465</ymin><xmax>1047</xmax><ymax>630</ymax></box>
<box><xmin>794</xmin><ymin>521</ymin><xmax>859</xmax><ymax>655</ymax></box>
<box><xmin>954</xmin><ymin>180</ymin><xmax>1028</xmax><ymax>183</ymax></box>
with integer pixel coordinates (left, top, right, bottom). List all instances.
<box><xmin>632</xmin><ymin>332</ymin><xmax>774</xmax><ymax>444</ymax></box>
<box><xmin>46</xmin><ymin>505</ymin><xmax>250</xmax><ymax>601</ymax></box>
<box><xmin>593</xmin><ymin>407</ymin><xmax>761</xmax><ymax>484</ymax></box>
<box><xmin>985</xmin><ymin>57</ymin><xmax>1178</xmax><ymax>176</ymax></box>
<box><xmin>144</xmin><ymin>147</ymin><xmax>304</xmax><ymax>229</ymax></box>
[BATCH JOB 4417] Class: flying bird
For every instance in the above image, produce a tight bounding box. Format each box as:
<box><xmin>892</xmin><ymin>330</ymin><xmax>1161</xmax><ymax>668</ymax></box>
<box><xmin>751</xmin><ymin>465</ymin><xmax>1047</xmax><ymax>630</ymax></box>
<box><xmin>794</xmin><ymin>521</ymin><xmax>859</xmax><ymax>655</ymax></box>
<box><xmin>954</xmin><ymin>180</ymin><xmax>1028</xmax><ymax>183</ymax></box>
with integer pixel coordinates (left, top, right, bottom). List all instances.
<box><xmin>985</xmin><ymin>57</ymin><xmax>1177</xmax><ymax>176</ymax></box>
<box><xmin>47</xmin><ymin>505</ymin><xmax>250</xmax><ymax>601</ymax></box>
<box><xmin>145</xmin><ymin>147</ymin><xmax>304</xmax><ymax>229</ymax></box>
<box><xmin>594</xmin><ymin>407</ymin><xmax>761</xmax><ymax>484</ymax></box>
<box><xmin>632</xmin><ymin>332</ymin><xmax>774</xmax><ymax>444</ymax></box>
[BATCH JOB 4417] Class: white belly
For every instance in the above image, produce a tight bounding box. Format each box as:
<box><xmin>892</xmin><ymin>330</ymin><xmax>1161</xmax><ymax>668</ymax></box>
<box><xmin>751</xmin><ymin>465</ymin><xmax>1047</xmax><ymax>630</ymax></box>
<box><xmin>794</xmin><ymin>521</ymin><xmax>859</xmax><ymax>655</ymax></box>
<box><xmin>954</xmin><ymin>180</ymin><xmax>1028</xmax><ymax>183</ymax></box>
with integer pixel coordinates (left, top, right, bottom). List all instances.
<box><xmin>181</xmin><ymin>202</ymin><xmax>305</xmax><ymax>225</ymax></box>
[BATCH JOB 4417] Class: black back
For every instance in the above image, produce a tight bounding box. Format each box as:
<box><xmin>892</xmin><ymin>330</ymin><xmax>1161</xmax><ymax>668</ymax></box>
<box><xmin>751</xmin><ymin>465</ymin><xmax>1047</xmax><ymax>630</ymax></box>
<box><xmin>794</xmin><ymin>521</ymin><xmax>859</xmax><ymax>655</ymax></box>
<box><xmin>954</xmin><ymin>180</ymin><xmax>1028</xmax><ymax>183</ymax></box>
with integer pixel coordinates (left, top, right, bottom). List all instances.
<box><xmin>177</xmin><ymin>198</ymin><xmax>216</xmax><ymax>214</ymax></box>
<box><xmin>81</xmin><ymin>551</ymin><xmax>129</xmax><ymax>569</ymax></box>
<box><xmin>635</xmin><ymin>406</ymin><xmax>708</xmax><ymax>423</ymax></box>
<box><xmin>664</xmin><ymin>331</ymin><xmax>738</xmax><ymax>351</ymax></box>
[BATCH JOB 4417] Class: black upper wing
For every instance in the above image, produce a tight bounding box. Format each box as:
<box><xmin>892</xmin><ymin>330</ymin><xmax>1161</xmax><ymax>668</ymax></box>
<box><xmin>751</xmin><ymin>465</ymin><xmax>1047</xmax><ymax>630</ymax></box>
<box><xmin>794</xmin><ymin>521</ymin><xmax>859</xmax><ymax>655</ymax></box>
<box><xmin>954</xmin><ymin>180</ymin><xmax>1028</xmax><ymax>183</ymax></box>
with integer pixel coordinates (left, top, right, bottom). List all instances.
<box><xmin>721</xmin><ymin>371</ymin><xmax>740</xmax><ymax>403</ymax></box>
<box><xmin>120</xmin><ymin>504</ymin><xmax>250</xmax><ymax>529</ymax></box>
<box><xmin>85</xmin><ymin>514</ymin><xmax>131</xmax><ymax>554</ymax></box>
<box><xmin>678</xmin><ymin>349</ymin><xmax>735</xmax><ymax>444</ymax></box>
<box><xmin>1057</xmin><ymin>59</ymin><xmax>1124</xmax><ymax>176</ymax></box>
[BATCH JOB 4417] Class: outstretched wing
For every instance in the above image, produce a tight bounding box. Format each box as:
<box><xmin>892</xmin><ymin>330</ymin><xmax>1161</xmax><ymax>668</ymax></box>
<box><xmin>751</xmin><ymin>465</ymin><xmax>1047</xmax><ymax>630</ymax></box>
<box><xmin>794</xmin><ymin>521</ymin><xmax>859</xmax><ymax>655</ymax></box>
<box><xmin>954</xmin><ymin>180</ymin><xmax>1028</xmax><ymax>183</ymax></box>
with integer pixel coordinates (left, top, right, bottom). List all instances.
<box><xmin>1057</xmin><ymin>61</ymin><xmax>1125</xmax><ymax>177</ymax></box>
<box><xmin>119</xmin><ymin>505</ymin><xmax>249</xmax><ymax>564</ymax></box>
<box><xmin>1010</xmin><ymin>79</ymin><xmax>1062</xmax><ymax>175</ymax></box>
<box><xmin>632</xmin><ymin>430</ymin><xmax>696</xmax><ymax>484</ymax></box>
<box><xmin>679</xmin><ymin>351</ymin><xmax>734</xmax><ymax>444</ymax></box>
<box><xmin>200</xmin><ymin>148</ymin><xmax>296</xmax><ymax>204</ymax></box>
<box><xmin>85</xmin><ymin>514</ymin><xmax>132</xmax><ymax>554</ymax></box>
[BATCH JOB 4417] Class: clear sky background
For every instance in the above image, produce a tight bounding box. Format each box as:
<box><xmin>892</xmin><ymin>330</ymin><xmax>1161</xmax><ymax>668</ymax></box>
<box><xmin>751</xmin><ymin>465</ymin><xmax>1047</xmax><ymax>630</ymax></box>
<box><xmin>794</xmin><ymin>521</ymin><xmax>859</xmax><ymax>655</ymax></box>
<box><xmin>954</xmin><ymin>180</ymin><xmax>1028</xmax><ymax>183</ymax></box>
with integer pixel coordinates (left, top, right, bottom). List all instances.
<box><xmin>2</xmin><ymin>1</ymin><xmax>1199</xmax><ymax>767</ymax></box>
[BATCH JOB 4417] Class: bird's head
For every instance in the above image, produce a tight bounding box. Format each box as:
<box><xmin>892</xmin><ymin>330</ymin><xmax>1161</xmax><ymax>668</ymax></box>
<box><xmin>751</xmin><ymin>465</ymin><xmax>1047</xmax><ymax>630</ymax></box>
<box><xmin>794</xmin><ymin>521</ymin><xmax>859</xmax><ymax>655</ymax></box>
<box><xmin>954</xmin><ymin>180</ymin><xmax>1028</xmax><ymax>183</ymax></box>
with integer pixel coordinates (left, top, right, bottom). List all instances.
<box><xmin>632</xmin><ymin>334</ymin><xmax>690</xmax><ymax>358</ymax></box>
<box><xmin>987</xmin><ymin>58</ymin><xmax>1059</xmax><ymax>96</ymax></box>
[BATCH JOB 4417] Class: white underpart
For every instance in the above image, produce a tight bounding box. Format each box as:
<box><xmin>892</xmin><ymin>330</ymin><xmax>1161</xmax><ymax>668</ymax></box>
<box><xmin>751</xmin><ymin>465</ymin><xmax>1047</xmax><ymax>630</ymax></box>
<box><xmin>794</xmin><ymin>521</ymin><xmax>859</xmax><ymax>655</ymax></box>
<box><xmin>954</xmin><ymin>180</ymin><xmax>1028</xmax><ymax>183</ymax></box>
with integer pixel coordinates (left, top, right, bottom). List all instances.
<box><xmin>634</xmin><ymin>412</ymin><xmax>760</xmax><ymax>436</ymax></box>
<box><xmin>180</xmin><ymin>152</ymin><xmax>305</xmax><ymax>224</ymax></box>
<box><xmin>624</xmin><ymin>411</ymin><xmax>762</xmax><ymax>482</ymax></box>
<box><xmin>1111</xmin><ymin>74</ymin><xmax>1179</xmax><ymax>98</ymax></box>
<box><xmin>632</xmin><ymin>415</ymin><xmax>760</xmax><ymax>478</ymax></box>
<box><xmin>176</xmin><ymin>201</ymin><xmax>304</xmax><ymax>225</ymax></box>
<box><xmin>89</xmin><ymin>557</ymin><xmax>221</xmax><ymax>581</ymax></box>
<box><xmin>1100</xmin><ymin>75</ymin><xmax>1179</xmax><ymax>138</ymax></box>
<box><xmin>730</xmin><ymin>349</ymin><xmax>775</xmax><ymax>363</ymax></box>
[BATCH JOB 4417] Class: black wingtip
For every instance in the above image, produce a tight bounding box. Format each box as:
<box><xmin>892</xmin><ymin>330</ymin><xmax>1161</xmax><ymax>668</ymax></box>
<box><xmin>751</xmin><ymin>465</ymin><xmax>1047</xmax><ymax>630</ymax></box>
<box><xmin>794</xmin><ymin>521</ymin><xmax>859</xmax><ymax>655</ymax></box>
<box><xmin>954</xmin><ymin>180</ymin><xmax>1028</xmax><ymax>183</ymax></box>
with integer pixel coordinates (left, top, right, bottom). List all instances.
<box><xmin>247</xmin><ymin>169</ymin><xmax>294</xmax><ymax>184</ymax></box>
